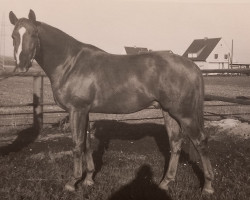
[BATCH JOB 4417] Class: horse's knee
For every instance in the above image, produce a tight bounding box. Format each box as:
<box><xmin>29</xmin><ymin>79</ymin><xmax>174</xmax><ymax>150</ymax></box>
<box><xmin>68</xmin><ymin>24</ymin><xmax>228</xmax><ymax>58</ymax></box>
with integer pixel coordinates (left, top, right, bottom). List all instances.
<box><xmin>170</xmin><ymin>137</ymin><xmax>183</xmax><ymax>153</ymax></box>
<box><xmin>73</xmin><ymin>143</ymin><xmax>84</xmax><ymax>160</ymax></box>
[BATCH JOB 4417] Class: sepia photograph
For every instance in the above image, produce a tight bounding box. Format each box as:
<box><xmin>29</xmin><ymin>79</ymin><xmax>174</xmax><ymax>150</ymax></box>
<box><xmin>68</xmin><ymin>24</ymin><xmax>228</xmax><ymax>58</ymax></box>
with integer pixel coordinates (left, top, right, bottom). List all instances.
<box><xmin>0</xmin><ymin>0</ymin><xmax>249</xmax><ymax>199</ymax></box>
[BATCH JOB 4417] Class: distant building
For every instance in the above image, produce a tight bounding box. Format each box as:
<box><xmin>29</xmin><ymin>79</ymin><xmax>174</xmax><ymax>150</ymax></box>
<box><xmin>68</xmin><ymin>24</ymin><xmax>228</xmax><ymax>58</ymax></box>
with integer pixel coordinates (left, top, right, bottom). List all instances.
<box><xmin>124</xmin><ymin>46</ymin><xmax>149</xmax><ymax>55</ymax></box>
<box><xmin>183</xmin><ymin>37</ymin><xmax>230</xmax><ymax>69</ymax></box>
<box><xmin>124</xmin><ymin>46</ymin><xmax>173</xmax><ymax>55</ymax></box>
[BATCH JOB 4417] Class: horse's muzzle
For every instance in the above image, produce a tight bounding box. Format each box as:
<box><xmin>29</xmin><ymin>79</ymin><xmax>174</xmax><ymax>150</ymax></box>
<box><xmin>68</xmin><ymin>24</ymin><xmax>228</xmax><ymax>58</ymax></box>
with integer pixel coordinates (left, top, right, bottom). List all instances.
<box><xmin>13</xmin><ymin>61</ymin><xmax>32</xmax><ymax>73</ymax></box>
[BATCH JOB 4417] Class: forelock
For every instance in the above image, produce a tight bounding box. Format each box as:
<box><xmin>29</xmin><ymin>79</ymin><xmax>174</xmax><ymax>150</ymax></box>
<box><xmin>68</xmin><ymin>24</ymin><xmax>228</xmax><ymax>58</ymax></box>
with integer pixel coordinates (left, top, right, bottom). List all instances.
<box><xmin>14</xmin><ymin>18</ymin><xmax>37</xmax><ymax>33</ymax></box>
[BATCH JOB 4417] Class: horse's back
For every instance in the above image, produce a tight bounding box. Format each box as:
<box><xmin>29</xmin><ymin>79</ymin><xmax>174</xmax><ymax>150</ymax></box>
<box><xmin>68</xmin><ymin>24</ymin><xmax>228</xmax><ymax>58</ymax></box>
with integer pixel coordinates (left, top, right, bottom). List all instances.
<box><xmin>88</xmin><ymin>51</ymin><xmax>203</xmax><ymax>113</ymax></box>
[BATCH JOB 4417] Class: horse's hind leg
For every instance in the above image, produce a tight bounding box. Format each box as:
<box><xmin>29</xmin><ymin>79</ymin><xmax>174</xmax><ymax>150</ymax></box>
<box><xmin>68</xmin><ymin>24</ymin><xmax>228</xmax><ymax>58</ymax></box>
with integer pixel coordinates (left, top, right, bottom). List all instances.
<box><xmin>178</xmin><ymin>116</ymin><xmax>214</xmax><ymax>194</ymax></box>
<box><xmin>189</xmin><ymin>131</ymin><xmax>214</xmax><ymax>194</ymax></box>
<box><xmin>159</xmin><ymin>111</ymin><xmax>183</xmax><ymax>190</ymax></box>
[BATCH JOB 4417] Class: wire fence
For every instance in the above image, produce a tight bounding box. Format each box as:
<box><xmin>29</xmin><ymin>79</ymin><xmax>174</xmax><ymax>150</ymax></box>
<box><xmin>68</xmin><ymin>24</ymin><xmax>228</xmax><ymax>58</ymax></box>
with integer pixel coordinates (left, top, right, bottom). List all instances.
<box><xmin>1</xmin><ymin>68</ymin><xmax>250</xmax><ymax>128</ymax></box>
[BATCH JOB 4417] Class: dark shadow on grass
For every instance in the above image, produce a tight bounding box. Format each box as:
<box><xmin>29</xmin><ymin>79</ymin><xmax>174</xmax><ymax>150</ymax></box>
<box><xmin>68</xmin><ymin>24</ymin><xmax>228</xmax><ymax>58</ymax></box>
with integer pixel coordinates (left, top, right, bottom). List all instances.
<box><xmin>91</xmin><ymin>120</ymin><xmax>204</xmax><ymax>189</ymax></box>
<box><xmin>108</xmin><ymin>164</ymin><xmax>172</xmax><ymax>200</ymax></box>
<box><xmin>0</xmin><ymin>126</ymin><xmax>40</xmax><ymax>156</ymax></box>
<box><xmin>93</xmin><ymin>120</ymin><xmax>204</xmax><ymax>191</ymax></box>
<box><xmin>92</xmin><ymin>120</ymin><xmax>170</xmax><ymax>178</ymax></box>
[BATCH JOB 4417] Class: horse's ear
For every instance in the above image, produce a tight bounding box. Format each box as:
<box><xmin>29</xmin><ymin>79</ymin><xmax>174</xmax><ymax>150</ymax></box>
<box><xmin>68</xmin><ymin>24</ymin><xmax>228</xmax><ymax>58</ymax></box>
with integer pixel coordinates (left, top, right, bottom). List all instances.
<box><xmin>9</xmin><ymin>11</ymin><xmax>18</xmax><ymax>25</ymax></box>
<box><xmin>28</xmin><ymin>9</ymin><xmax>36</xmax><ymax>23</ymax></box>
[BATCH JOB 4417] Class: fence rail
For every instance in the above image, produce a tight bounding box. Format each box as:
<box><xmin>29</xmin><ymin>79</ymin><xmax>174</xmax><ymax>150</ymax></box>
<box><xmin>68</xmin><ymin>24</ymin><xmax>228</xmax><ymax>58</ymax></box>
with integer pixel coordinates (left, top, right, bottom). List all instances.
<box><xmin>205</xmin><ymin>94</ymin><xmax>250</xmax><ymax>105</ymax></box>
<box><xmin>1</xmin><ymin>68</ymin><xmax>250</xmax><ymax>129</ymax></box>
<box><xmin>202</xmin><ymin>68</ymin><xmax>250</xmax><ymax>74</ymax></box>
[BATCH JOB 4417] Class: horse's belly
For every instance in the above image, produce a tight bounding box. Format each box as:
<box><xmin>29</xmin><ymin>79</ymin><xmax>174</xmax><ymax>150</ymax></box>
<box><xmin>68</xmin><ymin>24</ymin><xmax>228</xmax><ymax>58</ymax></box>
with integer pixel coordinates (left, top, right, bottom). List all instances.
<box><xmin>91</xmin><ymin>93</ymin><xmax>155</xmax><ymax>114</ymax></box>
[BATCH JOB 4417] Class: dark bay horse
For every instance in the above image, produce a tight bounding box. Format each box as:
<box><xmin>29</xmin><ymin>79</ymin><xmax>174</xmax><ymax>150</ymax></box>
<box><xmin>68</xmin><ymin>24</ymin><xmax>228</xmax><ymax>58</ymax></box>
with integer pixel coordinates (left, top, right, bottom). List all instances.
<box><xmin>9</xmin><ymin>10</ymin><xmax>214</xmax><ymax>194</ymax></box>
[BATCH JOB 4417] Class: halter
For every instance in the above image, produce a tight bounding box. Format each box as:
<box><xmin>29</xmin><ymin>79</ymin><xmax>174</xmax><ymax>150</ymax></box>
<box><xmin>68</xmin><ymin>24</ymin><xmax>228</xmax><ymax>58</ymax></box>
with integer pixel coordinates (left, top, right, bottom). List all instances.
<box><xmin>31</xmin><ymin>26</ymin><xmax>40</xmax><ymax>64</ymax></box>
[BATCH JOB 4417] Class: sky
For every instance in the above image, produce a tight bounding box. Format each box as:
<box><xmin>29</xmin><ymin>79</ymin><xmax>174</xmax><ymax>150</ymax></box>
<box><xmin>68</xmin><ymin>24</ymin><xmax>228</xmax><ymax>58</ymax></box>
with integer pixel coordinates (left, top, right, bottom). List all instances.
<box><xmin>0</xmin><ymin>0</ymin><xmax>250</xmax><ymax>63</ymax></box>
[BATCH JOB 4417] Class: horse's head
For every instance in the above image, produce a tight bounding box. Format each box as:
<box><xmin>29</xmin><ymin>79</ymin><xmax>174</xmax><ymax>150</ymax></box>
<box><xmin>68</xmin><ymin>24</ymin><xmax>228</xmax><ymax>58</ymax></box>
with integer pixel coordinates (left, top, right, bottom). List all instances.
<box><xmin>9</xmin><ymin>9</ymin><xmax>39</xmax><ymax>73</ymax></box>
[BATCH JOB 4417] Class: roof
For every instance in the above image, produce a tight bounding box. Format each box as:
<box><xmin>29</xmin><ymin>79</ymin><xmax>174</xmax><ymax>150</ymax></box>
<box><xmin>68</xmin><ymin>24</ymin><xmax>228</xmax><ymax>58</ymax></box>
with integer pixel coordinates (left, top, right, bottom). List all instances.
<box><xmin>124</xmin><ymin>47</ymin><xmax>173</xmax><ymax>55</ymax></box>
<box><xmin>154</xmin><ymin>50</ymin><xmax>173</xmax><ymax>54</ymax></box>
<box><xmin>182</xmin><ymin>38</ymin><xmax>221</xmax><ymax>61</ymax></box>
<box><xmin>124</xmin><ymin>46</ymin><xmax>149</xmax><ymax>55</ymax></box>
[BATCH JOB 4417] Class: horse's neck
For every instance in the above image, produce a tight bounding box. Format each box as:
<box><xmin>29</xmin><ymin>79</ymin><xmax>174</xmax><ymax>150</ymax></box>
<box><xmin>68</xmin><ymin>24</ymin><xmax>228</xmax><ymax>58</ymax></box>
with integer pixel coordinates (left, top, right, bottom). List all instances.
<box><xmin>35</xmin><ymin>22</ymin><xmax>83</xmax><ymax>80</ymax></box>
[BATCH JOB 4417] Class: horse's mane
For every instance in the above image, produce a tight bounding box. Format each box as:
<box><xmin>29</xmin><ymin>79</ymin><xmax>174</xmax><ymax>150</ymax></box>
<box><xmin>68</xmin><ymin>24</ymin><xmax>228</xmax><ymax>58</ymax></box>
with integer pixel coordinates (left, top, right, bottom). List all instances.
<box><xmin>36</xmin><ymin>21</ymin><xmax>105</xmax><ymax>52</ymax></box>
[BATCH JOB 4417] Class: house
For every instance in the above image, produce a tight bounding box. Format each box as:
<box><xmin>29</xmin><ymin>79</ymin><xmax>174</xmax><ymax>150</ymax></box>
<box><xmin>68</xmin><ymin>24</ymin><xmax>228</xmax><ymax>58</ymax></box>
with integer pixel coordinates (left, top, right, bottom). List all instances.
<box><xmin>183</xmin><ymin>37</ymin><xmax>230</xmax><ymax>69</ymax></box>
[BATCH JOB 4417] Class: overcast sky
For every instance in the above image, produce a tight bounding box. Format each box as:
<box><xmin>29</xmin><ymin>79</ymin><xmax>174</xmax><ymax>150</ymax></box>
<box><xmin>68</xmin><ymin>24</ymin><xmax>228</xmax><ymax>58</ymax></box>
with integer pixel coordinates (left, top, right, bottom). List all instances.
<box><xmin>0</xmin><ymin>0</ymin><xmax>250</xmax><ymax>63</ymax></box>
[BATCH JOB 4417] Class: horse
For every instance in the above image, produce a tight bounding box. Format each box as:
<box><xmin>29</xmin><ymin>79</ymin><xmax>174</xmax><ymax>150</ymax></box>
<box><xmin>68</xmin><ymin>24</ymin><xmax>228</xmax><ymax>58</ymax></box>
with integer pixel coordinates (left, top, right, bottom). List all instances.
<box><xmin>9</xmin><ymin>10</ymin><xmax>214</xmax><ymax>194</ymax></box>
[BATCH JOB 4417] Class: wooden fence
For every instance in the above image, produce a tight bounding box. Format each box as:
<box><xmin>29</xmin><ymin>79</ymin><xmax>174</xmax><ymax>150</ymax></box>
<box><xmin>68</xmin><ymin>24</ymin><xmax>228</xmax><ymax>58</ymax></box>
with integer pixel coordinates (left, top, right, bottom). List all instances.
<box><xmin>202</xmin><ymin>68</ymin><xmax>250</xmax><ymax>75</ymax></box>
<box><xmin>1</xmin><ymin>68</ymin><xmax>250</xmax><ymax>129</ymax></box>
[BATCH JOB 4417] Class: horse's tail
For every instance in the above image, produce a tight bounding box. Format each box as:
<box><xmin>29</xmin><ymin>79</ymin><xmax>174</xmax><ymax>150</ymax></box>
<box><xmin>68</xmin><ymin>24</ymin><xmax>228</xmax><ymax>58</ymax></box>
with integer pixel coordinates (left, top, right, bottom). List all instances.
<box><xmin>197</xmin><ymin>73</ymin><xmax>205</xmax><ymax>132</ymax></box>
<box><xmin>189</xmin><ymin>68</ymin><xmax>205</xmax><ymax>162</ymax></box>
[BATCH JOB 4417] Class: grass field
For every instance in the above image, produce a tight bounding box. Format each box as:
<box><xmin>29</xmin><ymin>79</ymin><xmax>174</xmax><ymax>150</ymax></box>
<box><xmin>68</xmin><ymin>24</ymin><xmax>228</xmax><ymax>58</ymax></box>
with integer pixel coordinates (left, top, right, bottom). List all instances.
<box><xmin>0</xmin><ymin>71</ymin><xmax>250</xmax><ymax>199</ymax></box>
<box><xmin>0</xmin><ymin>121</ymin><xmax>249</xmax><ymax>200</ymax></box>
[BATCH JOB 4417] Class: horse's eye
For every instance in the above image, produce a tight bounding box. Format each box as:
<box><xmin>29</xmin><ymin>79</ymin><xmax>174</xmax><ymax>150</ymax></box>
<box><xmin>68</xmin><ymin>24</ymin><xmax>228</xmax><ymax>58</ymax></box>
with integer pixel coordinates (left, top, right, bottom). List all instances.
<box><xmin>12</xmin><ymin>35</ymin><xmax>17</xmax><ymax>40</ymax></box>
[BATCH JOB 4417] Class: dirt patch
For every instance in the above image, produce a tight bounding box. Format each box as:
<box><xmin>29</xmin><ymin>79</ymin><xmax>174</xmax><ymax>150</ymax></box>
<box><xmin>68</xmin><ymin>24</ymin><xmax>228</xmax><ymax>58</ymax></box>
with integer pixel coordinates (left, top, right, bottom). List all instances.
<box><xmin>37</xmin><ymin>133</ymin><xmax>71</xmax><ymax>141</ymax></box>
<box><xmin>30</xmin><ymin>150</ymin><xmax>72</xmax><ymax>161</ymax></box>
<box><xmin>206</xmin><ymin>119</ymin><xmax>250</xmax><ymax>140</ymax></box>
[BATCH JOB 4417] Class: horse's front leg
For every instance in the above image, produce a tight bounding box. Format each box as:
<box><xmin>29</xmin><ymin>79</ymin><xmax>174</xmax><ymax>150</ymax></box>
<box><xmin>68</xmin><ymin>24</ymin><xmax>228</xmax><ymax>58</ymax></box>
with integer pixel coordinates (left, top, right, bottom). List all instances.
<box><xmin>65</xmin><ymin>108</ymin><xmax>89</xmax><ymax>192</ymax></box>
<box><xmin>83</xmin><ymin>114</ymin><xmax>95</xmax><ymax>186</ymax></box>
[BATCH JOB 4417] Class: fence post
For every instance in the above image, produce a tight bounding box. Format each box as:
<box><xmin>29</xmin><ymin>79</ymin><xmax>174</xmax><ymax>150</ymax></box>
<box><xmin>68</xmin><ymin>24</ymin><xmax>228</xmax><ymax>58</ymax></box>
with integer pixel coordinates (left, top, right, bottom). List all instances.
<box><xmin>33</xmin><ymin>75</ymin><xmax>43</xmax><ymax>131</ymax></box>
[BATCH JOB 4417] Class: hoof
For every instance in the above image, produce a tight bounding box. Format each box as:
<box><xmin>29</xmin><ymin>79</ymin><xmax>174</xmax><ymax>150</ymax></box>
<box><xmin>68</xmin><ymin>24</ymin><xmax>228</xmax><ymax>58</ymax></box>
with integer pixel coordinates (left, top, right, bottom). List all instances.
<box><xmin>159</xmin><ymin>181</ymin><xmax>169</xmax><ymax>191</ymax></box>
<box><xmin>83</xmin><ymin>179</ymin><xmax>94</xmax><ymax>186</ymax></box>
<box><xmin>202</xmin><ymin>187</ymin><xmax>214</xmax><ymax>195</ymax></box>
<box><xmin>64</xmin><ymin>182</ymin><xmax>76</xmax><ymax>192</ymax></box>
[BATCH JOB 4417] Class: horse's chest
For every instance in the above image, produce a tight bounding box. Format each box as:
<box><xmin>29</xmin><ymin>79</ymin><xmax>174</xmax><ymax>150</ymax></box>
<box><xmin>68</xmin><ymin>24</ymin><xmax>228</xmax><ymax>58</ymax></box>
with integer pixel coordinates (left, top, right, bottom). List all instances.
<box><xmin>52</xmin><ymin>80</ymin><xmax>95</xmax><ymax>110</ymax></box>
<box><xmin>52</xmin><ymin>88</ymin><xmax>69</xmax><ymax>110</ymax></box>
